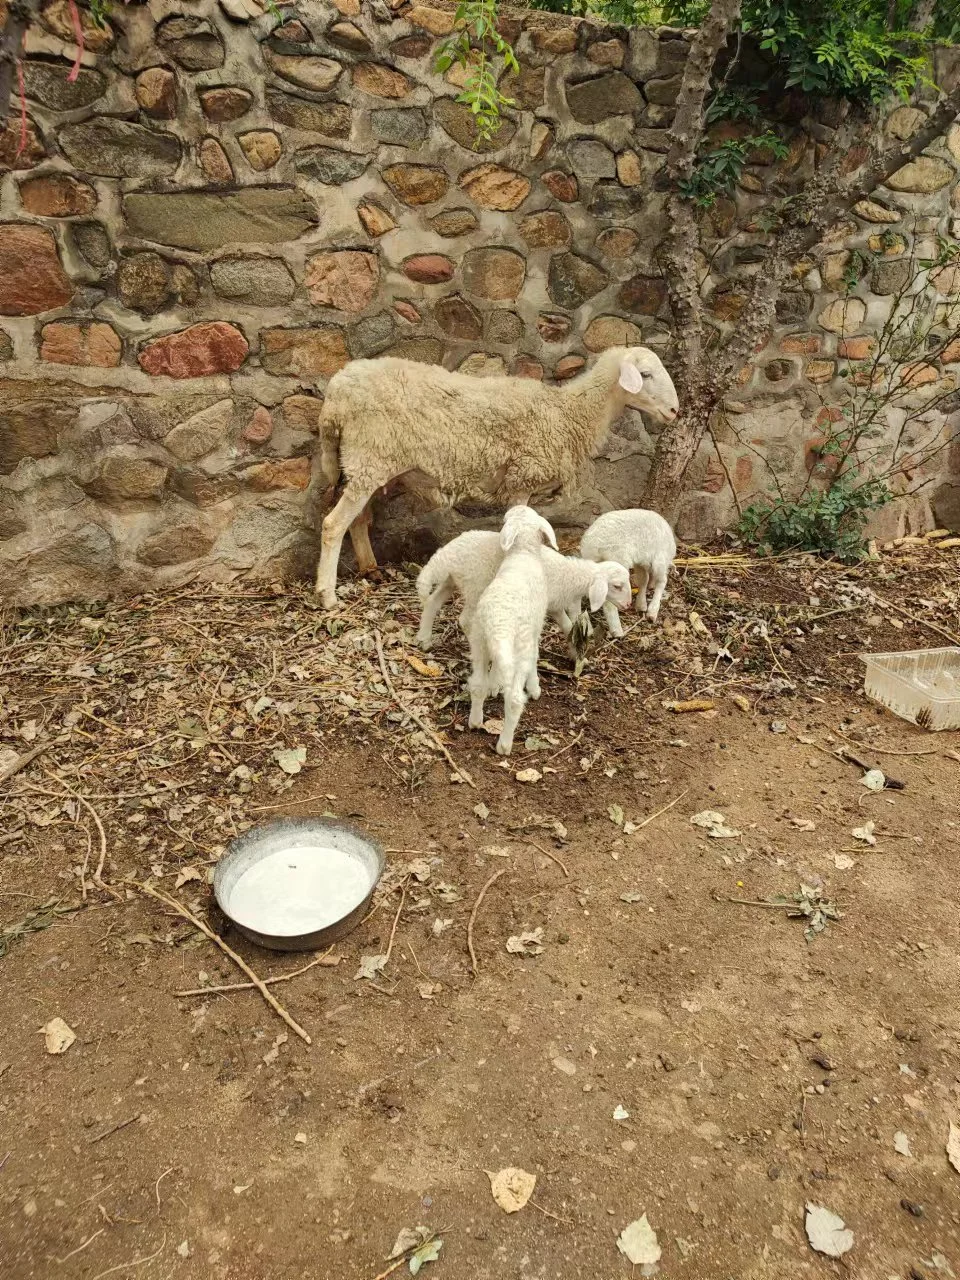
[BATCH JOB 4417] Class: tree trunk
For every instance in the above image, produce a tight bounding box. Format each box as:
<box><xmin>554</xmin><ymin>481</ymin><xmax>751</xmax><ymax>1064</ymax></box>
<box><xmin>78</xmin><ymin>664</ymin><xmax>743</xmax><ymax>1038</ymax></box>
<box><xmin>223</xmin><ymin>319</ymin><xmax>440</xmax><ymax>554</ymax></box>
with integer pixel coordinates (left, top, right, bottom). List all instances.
<box><xmin>644</xmin><ymin>389</ymin><xmax>717</xmax><ymax>521</ymax></box>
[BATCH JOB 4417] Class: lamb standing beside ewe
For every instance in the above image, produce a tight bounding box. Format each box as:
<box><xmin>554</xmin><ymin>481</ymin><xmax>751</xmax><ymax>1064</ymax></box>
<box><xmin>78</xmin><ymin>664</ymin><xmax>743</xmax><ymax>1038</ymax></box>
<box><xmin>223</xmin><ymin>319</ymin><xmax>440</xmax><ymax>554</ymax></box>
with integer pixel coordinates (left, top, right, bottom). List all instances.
<box><xmin>466</xmin><ymin>507</ymin><xmax>557</xmax><ymax>757</ymax></box>
<box><xmin>314</xmin><ymin>347</ymin><xmax>679</xmax><ymax>609</ymax></box>
<box><xmin>415</xmin><ymin>530</ymin><xmax>631</xmax><ymax>649</ymax></box>
<box><xmin>579</xmin><ymin>508</ymin><xmax>677</xmax><ymax>634</ymax></box>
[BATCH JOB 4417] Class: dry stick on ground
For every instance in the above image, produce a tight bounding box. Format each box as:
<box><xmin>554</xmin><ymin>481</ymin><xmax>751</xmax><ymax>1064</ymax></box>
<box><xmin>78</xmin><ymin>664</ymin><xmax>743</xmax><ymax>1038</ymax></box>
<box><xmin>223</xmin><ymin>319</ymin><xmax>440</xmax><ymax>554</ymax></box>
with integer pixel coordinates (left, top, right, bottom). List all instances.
<box><xmin>91</xmin><ymin>1233</ymin><xmax>166</xmax><ymax>1280</ymax></box>
<box><xmin>467</xmin><ymin>866</ymin><xmax>508</xmax><ymax>977</ymax></box>
<box><xmin>57</xmin><ymin>1228</ymin><xmax>106</xmax><ymax>1265</ymax></box>
<box><xmin>370</xmin><ymin>1234</ymin><xmax>443</xmax><ymax>1280</ymax></box>
<box><xmin>874</xmin><ymin>595</ymin><xmax>960</xmax><ymax>648</ymax></box>
<box><xmin>519</xmin><ymin>838</ymin><xmax>569</xmax><ymax>878</ymax></box>
<box><xmin>0</xmin><ymin>740</ymin><xmax>54</xmax><ymax>785</ymax></box>
<box><xmin>175</xmin><ymin>950</ymin><xmax>338</xmax><ymax>997</ymax></box>
<box><xmin>41</xmin><ymin>769</ymin><xmax>121</xmax><ymax>902</ymax></box>
<box><xmin>636</xmin><ymin>788</ymin><xmax>690</xmax><ymax>829</ymax></box>
<box><xmin>130</xmin><ymin>879</ymin><xmax>311</xmax><ymax>1045</ymax></box>
<box><xmin>89</xmin><ymin>1113</ymin><xmax>142</xmax><ymax>1145</ymax></box>
<box><xmin>373</xmin><ymin>629</ymin><xmax>476</xmax><ymax>789</ymax></box>
<box><xmin>383</xmin><ymin>878</ymin><xmax>408</xmax><ymax>969</ymax></box>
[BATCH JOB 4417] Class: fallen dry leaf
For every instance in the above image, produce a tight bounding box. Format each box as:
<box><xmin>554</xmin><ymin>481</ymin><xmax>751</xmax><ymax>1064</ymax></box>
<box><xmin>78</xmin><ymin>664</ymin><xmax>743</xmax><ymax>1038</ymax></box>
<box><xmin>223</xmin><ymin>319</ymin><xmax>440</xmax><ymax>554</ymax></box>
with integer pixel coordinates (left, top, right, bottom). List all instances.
<box><xmin>417</xmin><ymin>981</ymin><xmax>442</xmax><ymax>1000</ymax></box>
<box><xmin>617</xmin><ymin>1214</ymin><xmax>661</xmax><ymax>1267</ymax></box>
<box><xmin>893</xmin><ymin>1130</ymin><xmax>912</xmax><ymax>1157</ymax></box>
<box><xmin>690</xmin><ymin>809</ymin><xmax>740</xmax><ymax>838</ymax></box>
<box><xmin>852</xmin><ymin>821</ymin><xmax>877</xmax><ymax>846</ymax></box>
<box><xmin>487</xmin><ymin>1166</ymin><xmax>536</xmax><ymax>1213</ymax></box>
<box><xmin>43</xmin><ymin>1017</ymin><xmax>75</xmax><ymax>1055</ymax></box>
<box><xmin>514</xmin><ymin>768</ymin><xmax>541</xmax><ymax>784</ymax></box>
<box><xmin>729</xmin><ymin>693</ymin><xmax>751</xmax><ymax>712</ymax></box>
<box><xmin>805</xmin><ymin>1203</ymin><xmax>854</xmax><ymax>1257</ymax></box>
<box><xmin>175</xmin><ymin>865</ymin><xmax>203</xmax><ymax>888</ymax></box>
<box><xmin>506</xmin><ymin>928</ymin><xmax>543</xmax><ymax>956</ymax></box>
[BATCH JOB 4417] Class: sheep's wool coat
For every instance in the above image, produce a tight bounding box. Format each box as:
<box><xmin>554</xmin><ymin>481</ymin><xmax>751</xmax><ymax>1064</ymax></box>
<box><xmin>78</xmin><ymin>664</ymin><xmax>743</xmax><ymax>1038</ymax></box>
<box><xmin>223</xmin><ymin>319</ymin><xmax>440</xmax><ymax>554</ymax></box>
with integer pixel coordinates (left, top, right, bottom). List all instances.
<box><xmin>320</xmin><ymin>347</ymin><xmax>671</xmax><ymax>504</ymax></box>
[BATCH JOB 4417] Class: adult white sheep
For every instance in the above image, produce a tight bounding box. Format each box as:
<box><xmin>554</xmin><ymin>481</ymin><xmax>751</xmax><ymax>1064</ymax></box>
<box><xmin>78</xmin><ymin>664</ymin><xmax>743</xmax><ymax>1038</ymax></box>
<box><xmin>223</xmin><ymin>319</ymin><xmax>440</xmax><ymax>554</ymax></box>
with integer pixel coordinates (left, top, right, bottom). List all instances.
<box><xmin>415</xmin><ymin>530</ymin><xmax>631</xmax><ymax>650</ymax></box>
<box><xmin>580</xmin><ymin>507</ymin><xmax>677</xmax><ymax>633</ymax></box>
<box><xmin>314</xmin><ymin>346</ymin><xmax>679</xmax><ymax>608</ymax></box>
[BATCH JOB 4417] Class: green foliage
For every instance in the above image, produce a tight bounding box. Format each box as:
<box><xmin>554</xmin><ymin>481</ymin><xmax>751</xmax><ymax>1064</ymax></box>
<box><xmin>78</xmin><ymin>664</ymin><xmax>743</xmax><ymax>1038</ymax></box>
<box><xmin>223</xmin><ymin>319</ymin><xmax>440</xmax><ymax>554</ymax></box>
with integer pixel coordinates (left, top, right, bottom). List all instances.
<box><xmin>705</xmin><ymin>85</ymin><xmax>760</xmax><ymax>124</ymax></box>
<box><xmin>434</xmin><ymin>0</ymin><xmax>519</xmax><ymax>144</ymax></box>
<box><xmin>678</xmin><ymin>131</ymin><xmax>788</xmax><ymax>206</ymax></box>
<box><xmin>737</xmin><ymin>476</ymin><xmax>891</xmax><ymax>560</ymax></box>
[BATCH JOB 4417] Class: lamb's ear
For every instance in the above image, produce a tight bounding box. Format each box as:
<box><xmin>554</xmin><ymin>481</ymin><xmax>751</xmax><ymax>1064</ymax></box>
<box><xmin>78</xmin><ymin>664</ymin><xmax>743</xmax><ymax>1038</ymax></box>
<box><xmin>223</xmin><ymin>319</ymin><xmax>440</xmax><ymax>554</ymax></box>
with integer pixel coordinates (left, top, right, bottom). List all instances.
<box><xmin>588</xmin><ymin>576</ymin><xmax>608</xmax><ymax>612</ymax></box>
<box><xmin>500</xmin><ymin>521</ymin><xmax>519</xmax><ymax>551</ymax></box>
<box><xmin>536</xmin><ymin>515</ymin><xmax>559</xmax><ymax>550</ymax></box>
<box><xmin>618</xmin><ymin>360</ymin><xmax>645</xmax><ymax>395</ymax></box>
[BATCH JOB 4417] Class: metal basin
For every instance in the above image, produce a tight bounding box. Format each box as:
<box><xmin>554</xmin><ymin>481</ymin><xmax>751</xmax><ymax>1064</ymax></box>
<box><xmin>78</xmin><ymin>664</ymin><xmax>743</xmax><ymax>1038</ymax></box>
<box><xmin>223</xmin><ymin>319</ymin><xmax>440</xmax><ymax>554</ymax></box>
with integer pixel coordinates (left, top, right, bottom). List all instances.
<box><xmin>213</xmin><ymin>817</ymin><xmax>384</xmax><ymax>952</ymax></box>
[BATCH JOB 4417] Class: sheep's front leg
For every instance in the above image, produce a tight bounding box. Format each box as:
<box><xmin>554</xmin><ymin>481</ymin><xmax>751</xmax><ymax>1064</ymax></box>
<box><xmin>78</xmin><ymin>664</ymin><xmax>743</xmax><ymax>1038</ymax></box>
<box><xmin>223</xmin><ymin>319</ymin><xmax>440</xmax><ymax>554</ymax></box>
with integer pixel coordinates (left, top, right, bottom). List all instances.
<box><xmin>348</xmin><ymin>502</ymin><xmax>378</xmax><ymax>576</ymax></box>
<box><xmin>316</xmin><ymin>485</ymin><xmax>373</xmax><ymax>609</ymax></box>
<box><xmin>551</xmin><ymin>608</ymin><xmax>574</xmax><ymax>637</ymax></box>
<box><xmin>602</xmin><ymin>600</ymin><xmax>624</xmax><ymax>638</ymax></box>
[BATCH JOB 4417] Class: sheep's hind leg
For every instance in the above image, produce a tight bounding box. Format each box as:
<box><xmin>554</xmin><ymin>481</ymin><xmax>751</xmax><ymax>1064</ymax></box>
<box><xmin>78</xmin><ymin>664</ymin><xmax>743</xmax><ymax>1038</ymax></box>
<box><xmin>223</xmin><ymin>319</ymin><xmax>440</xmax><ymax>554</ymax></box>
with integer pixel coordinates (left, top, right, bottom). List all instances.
<box><xmin>316</xmin><ymin>485</ymin><xmax>373</xmax><ymax>609</ymax></box>
<box><xmin>634</xmin><ymin>565</ymin><xmax>650</xmax><ymax>615</ymax></box>
<box><xmin>467</xmin><ymin>632</ymin><xmax>488</xmax><ymax>730</ymax></box>
<box><xmin>647</xmin><ymin>565</ymin><xmax>668</xmax><ymax>623</ymax></box>
<box><xmin>348</xmin><ymin>502</ymin><xmax>378</xmax><ymax>576</ymax></box>
<box><xmin>496</xmin><ymin>677</ymin><xmax>527</xmax><ymax>757</ymax></box>
<box><xmin>417</xmin><ymin>581</ymin><xmax>453</xmax><ymax>649</ymax></box>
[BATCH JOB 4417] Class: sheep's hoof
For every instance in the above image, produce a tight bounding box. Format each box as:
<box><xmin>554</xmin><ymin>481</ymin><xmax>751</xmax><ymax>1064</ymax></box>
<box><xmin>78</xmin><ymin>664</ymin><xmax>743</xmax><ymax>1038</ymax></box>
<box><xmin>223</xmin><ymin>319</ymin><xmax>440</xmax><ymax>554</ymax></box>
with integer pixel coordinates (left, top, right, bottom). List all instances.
<box><xmin>495</xmin><ymin>738</ymin><xmax>513</xmax><ymax>756</ymax></box>
<box><xmin>320</xmin><ymin>591</ymin><xmax>338</xmax><ymax>610</ymax></box>
<box><xmin>357</xmin><ymin>563</ymin><xmax>383</xmax><ymax>580</ymax></box>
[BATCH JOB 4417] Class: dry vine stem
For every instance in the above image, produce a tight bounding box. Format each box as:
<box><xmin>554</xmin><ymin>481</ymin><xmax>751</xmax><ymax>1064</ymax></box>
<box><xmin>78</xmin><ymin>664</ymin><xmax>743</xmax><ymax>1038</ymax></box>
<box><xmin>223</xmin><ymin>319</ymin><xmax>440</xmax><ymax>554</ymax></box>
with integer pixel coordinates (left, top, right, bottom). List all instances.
<box><xmin>373</xmin><ymin>629</ymin><xmax>476</xmax><ymax>789</ymax></box>
<box><xmin>175</xmin><ymin>950</ymin><xmax>338</xmax><ymax>997</ymax></box>
<box><xmin>467</xmin><ymin>866</ymin><xmax>508</xmax><ymax>977</ymax></box>
<box><xmin>130</xmin><ymin>879</ymin><xmax>311</xmax><ymax>1045</ymax></box>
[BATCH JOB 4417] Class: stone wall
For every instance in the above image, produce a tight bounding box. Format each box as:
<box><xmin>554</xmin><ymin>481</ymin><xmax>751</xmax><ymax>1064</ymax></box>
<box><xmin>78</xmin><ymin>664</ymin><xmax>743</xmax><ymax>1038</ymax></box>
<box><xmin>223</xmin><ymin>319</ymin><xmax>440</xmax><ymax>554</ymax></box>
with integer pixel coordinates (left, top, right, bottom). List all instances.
<box><xmin>1</xmin><ymin>0</ymin><xmax>959</xmax><ymax>604</ymax></box>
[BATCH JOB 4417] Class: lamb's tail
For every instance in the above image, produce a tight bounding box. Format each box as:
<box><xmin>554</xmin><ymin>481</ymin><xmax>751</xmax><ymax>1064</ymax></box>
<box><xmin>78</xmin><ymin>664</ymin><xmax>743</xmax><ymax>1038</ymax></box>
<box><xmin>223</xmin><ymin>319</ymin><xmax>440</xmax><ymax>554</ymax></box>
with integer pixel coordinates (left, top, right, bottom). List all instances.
<box><xmin>416</xmin><ymin>555</ymin><xmax>447</xmax><ymax>603</ymax></box>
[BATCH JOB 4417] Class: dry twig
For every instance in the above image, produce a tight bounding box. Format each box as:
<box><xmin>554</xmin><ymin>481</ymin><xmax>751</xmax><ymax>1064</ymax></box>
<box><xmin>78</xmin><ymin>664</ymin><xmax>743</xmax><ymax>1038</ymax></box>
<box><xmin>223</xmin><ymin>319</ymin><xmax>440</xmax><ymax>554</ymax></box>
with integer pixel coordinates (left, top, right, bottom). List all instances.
<box><xmin>175</xmin><ymin>950</ymin><xmax>338</xmax><ymax>997</ymax></box>
<box><xmin>129</xmin><ymin>879</ymin><xmax>311</xmax><ymax>1045</ymax></box>
<box><xmin>373</xmin><ymin>629</ymin><xmax>476</xmax><ymax>789</ymax></box>
<box><xmin>89</xmin><ymin>1114</ymin><xmax>142</xmax><ymax>1145</ymax></box>
<box><xmin>520</xmin><ymin>838</ymin><xmax>569</xmax><ymax>878</ymax></box>
<box><xmin>636</xmin><ymin>788</ymin><xmax>690</xmax><ymax>829</ymax></box>
<box><xmin>467</xmin><ymin>867</ymin><xmax>508</xmax><ymax>977</ymax></box>
<box><xmin>0</xmin><ymin>740</ymin><xmax>56</xmax><ymax>785</ymax></box>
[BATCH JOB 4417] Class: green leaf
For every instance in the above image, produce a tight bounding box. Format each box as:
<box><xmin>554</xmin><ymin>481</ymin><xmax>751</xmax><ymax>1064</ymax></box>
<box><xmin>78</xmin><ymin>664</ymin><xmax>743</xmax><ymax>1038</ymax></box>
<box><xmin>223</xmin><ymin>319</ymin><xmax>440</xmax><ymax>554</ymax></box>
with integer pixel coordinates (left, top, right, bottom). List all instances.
<box><xmin>409</xmin><ymin>1238</ymin><xmax>443</xmax><ymax>1275</ymax></box>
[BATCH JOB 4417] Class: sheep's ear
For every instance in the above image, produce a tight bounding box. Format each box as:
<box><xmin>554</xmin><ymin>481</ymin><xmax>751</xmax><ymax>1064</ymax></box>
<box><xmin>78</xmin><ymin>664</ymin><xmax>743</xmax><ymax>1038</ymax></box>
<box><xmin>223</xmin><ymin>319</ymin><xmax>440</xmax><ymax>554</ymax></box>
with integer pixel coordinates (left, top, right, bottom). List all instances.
<box><xmin>618</xmin><ymin>361</ymin><xmax>645</xmax><ymax>395</ymax></box>
<box><xmin>500</xmin><ymin>522</ymin><xmax>519</xmax><ymax>551</ymax></box>
<box><xmin>536</xmin><ymin>516</ymin><xmax>559</xmax><ymax>550</ymax></box>
<box><xmin>588</xmin><ymin>576</ymin><xmax>608</xmax><ymax>612</ymax></box>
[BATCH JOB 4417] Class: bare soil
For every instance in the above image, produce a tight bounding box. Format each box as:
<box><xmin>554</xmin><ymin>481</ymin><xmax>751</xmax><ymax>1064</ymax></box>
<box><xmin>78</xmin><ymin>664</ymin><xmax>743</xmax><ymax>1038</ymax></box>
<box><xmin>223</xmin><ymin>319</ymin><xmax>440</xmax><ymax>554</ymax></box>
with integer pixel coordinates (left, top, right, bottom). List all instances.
<box><xmin>2</xmin><ymin>548</ymin><xmax>960</xmax><ymax>1280</ymax></box>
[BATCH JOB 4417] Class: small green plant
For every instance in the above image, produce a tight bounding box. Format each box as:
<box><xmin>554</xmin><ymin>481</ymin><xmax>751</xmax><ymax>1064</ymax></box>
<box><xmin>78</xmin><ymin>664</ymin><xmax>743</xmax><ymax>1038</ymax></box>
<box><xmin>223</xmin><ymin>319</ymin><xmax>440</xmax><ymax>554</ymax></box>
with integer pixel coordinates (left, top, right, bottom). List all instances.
<box><xmin>679</xmin><ymin>131</ymin><xmax>789</xmax><ymax>207</ymax></box>
<box><xmin>737</xmin><ymin>475</ymin><xmax>892</xmax><ymax>560</ymax></box>
<box><xmin>434</xmin><ymin>0</ymin><xmax>519</xmax><ymax>144</ymax></box>
<box><xmin>705</xmin><ymin>85</ymin><xmax>761</xmax><ymax>124</ymax></box>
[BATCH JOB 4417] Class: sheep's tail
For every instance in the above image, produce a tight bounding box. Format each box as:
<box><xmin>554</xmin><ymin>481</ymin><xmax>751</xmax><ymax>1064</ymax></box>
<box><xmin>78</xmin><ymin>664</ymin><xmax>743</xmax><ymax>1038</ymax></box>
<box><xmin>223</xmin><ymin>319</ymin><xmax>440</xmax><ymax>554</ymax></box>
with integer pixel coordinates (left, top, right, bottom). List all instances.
<box><xmin>305</xmin><ymin>406</ymin><xmax>342</xmax><ymax>530</ymax></box>
<box><xmin>489</xmin><ymin>638</ymin><xmax>515</xmax><ymax>697</ymax></box>
<box><xmin>416</xmin><ymin>556</ymin><xmax>445</xmax><ymax>603</ymax></box>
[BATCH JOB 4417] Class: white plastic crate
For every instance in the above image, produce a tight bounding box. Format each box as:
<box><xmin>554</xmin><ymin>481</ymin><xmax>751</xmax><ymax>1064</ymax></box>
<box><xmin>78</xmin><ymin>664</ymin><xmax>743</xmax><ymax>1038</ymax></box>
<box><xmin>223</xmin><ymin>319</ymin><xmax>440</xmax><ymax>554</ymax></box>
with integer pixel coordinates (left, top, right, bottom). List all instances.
<box><xmin>861</xmin><ymin>647</ymin><xmax>960</xmax><ymax>731</ymax></box>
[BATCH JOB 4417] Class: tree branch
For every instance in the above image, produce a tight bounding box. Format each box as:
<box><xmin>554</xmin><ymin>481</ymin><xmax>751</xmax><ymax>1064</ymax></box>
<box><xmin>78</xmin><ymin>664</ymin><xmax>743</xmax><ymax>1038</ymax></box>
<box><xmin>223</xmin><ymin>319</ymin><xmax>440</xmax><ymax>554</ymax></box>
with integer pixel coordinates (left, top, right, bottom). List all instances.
<box><xmin>664</xmin><ymin>0</ymin><xmax>743</xmax><ymax>184</ymax></box>
<box><xmin>0</xmin><ymin>0</ymin><xmax>41</xmax><ymax>123</ymax></box>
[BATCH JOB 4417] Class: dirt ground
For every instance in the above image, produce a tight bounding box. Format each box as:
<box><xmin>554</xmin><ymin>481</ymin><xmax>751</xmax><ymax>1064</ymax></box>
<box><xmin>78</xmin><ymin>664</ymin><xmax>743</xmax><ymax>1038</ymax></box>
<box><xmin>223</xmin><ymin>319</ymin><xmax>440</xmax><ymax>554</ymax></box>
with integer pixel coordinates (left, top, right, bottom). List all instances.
<box><xmin>2</xmin><ymin>544</ymin><xmax>960</xmax><ymax>1280</ymax></box>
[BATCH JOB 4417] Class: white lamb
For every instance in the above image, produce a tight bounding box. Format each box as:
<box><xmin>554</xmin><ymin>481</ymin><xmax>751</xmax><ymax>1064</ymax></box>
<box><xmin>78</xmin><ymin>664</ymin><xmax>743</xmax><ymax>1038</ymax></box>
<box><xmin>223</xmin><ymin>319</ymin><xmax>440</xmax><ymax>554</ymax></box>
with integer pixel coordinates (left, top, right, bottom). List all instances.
<box><xmin>466</xmin><ymin>507</ymin><xmax>557</xmax><ymax>757</ymax></box>
<box><xmin>415</xmin><ymin>531</ymin><xmax>631</xmax><ymax>649</ymax></box>
<box><xmin>314</xmin><ymin>346</ymin><xmax>679</xmax><ymax>608</ymax></box>
<box><xmin>579</xmin><ymin>508</ymin><xmax>677</xmax><ymax>635</ymax></box>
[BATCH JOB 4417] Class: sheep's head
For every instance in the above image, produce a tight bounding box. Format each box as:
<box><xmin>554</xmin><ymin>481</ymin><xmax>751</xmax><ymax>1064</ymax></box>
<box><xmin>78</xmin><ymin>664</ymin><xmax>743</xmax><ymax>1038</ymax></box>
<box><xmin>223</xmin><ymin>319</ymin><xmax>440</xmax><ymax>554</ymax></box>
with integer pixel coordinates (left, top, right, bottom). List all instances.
<box><xmin>594</xmin><ymin>561</ymin><xmax>632</xmax><ymax>611</ymax></box>
<box><xmin>617</xmin><ymin>347</ymin><xmax>679</xmax><ymax>424</ymax></box>
<box><xmin>501</xmin><ymin>505</ymin><xmax>558</xmax><ymax>551</ymax></box>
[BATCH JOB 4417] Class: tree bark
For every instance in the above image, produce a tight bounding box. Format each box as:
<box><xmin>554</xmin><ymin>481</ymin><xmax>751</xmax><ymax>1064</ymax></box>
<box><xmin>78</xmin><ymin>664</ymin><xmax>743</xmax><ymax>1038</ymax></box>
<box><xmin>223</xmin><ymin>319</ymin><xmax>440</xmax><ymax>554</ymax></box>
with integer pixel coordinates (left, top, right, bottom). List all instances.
<box><xmin>643</xmin><ymin>0</ymin><xmax>960</xmax><ymax>524</ymax></box>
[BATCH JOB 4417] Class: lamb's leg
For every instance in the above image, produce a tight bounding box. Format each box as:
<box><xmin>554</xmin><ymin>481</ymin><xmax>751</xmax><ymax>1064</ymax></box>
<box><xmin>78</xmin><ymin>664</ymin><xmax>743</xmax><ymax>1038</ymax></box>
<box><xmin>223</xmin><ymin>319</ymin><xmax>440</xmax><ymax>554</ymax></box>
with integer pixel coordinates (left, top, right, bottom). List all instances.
<box><xmin>467</xmin><ymin>631</ymin><xmax>488</xmax><ymax>730</ymax></box>
<box><xmin>551</xmin><ymin>608</ymin><xmax>574</xmax><ymax>637</ymax></box>
<box><xmin>647</xmin><ymin>564</ymin><xmax>668</xmax><ymax>623</ymax></box>
<box><xmin>497</xmin><ymin>675</ymin><xmax>527</xmax><ymax>756</ymax></box>
<box><xmin>417</xmin><ymin>581</ymin><xmax>453</xmax><ymax>649</ymax></box>
<box><xmin>348</xmin><ymin>502</ymin><xmax>377</xmax><ymax>576</ymax></box>
<box><xmin>602</xmin><ymin>600</ymin><xmax>625</xmax><ymax>638</ymax></box>
<box><xmin>524</xmin><ymin>655</ymin><xmax>541</xmax><ymax>700</ymax></box>
<box><xmin>316</xmin><ymin>485</ymin><xmax>373</xmax><ymax>609</ymax></box>
<box><xmin>634</xmin><ymin>565</ymin><xmax>650</xmax><ymax>615</ymax></box>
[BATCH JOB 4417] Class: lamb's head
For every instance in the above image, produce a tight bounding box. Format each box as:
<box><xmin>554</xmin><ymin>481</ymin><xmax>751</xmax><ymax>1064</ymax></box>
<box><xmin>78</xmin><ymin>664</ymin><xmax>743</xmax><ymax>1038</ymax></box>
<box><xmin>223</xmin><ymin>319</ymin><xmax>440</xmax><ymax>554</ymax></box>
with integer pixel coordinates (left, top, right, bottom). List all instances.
<box><xmin>592</xmin><ymin>561</ymin><xmax>632</xmax><ymax>612</ymax></box>
<box><xmin>616</xmin><ymin>347</ymin><xmax>679</xmax><ymax>424</ymax></box>
<box><xmin>501</xmin><ymin>505</ymin><xmax>559</xmax><ymax>551</ymax></box>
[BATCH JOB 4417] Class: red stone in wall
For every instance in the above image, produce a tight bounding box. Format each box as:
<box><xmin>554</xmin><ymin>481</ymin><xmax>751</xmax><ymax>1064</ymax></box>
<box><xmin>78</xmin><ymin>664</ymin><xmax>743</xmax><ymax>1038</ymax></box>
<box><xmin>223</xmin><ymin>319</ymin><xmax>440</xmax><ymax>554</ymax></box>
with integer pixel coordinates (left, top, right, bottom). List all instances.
<box><xmin>138</xmin><ymin>322</ymin><xmax>249</xmax><ymax>378</ymax></box>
